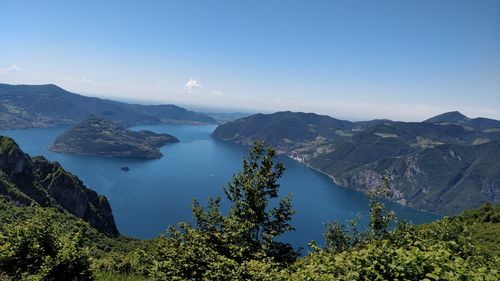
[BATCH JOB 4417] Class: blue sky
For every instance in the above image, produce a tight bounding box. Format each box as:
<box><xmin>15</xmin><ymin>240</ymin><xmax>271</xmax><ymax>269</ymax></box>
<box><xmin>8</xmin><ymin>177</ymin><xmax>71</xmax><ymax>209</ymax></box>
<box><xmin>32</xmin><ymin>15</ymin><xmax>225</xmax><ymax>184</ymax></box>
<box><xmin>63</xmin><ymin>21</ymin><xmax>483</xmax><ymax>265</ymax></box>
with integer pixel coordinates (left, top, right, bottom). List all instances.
<box><xmin>1</xmin><ymin>0</ymin><xmax>499</xmax><ymax>121</ymax></box>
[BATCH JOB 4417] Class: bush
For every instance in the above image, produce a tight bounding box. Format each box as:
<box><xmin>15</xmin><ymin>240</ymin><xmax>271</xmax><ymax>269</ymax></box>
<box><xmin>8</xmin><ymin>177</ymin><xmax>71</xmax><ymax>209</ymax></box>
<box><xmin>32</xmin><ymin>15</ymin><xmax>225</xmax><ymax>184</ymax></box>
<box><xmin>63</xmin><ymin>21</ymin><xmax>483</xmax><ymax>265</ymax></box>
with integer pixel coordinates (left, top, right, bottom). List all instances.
<box><xmin>0</xmin><ymin>216</ymin><xmax>93</xmax><ymax>280</ymax></box>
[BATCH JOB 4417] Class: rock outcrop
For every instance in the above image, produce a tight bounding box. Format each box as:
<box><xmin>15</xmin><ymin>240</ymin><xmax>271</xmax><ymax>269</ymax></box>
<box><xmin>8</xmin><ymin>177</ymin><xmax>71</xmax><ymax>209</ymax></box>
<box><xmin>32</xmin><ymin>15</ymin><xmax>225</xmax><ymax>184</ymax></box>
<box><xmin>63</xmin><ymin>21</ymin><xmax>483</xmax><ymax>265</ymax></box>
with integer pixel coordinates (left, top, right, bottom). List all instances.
<box><xmin>0</xmin><ymin>136</ymin><xmax>119</xmax><ymax>236</ymax></box>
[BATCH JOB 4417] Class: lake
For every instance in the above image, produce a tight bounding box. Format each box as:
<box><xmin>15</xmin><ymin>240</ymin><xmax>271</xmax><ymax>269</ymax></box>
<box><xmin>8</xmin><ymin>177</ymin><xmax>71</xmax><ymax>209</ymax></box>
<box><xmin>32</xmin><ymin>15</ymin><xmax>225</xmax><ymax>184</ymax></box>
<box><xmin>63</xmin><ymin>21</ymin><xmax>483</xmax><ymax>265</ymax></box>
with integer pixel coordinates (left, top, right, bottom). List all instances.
<box><xmin>1</xmin><ymin>124</ymin><xmax>440</xmax><ymax>250</ymax></box>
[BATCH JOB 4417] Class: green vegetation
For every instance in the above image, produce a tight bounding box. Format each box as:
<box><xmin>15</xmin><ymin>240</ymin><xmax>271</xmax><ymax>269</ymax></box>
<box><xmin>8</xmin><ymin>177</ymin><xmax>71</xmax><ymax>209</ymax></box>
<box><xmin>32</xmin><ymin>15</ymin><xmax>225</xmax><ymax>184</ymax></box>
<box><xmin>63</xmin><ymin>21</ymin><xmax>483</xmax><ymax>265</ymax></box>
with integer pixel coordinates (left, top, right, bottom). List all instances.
<box><xmin>213</xmin><ymin>111</ymin><xmax>500</xmax><ymax>215</ymax></box>
<box><xmin>50</xmin><ymin>116</ymin><xmax>179</xmax><ymax>159</ymax></box>
<box><xmin>1</xmin><ymin>141</ymin><xmax>499</xmax><ymax>280</ymax></box>
<box><xmin>424</xmin><ymin>110</ymin><xmax>500</xmax><ymax>130</ymax></box>
<box><xmin>0</xmin><ymin>213</ymin><xmax>93</xmax><ymax>280</ymax></box>
<box><xmin>334</xmin><ymin>130</ymin><xmax>353</xmax><ymax>137</ymax></box>
<box><xmin>472</xmin><ymin>138</ymin><xmax>490</xmax><ymax>145</ymax></box>
<box><xmin>0</xmin><ymin>136</ymin><xmax>118</xmax><ymax>235</ymax></box>
<box><xmin>484</xmin><ymin>128</ymin><xmax>500</xmax><ymax>133</ymax></box>
<box><xmin>373</xmin><ymin>132</ymin><xmax>398</xmax><ymax>138</ymax></box>
<box><xmin>412</xmin><ymin>136</ymin><xmax>444</xmax><ymax>148</ymax></box>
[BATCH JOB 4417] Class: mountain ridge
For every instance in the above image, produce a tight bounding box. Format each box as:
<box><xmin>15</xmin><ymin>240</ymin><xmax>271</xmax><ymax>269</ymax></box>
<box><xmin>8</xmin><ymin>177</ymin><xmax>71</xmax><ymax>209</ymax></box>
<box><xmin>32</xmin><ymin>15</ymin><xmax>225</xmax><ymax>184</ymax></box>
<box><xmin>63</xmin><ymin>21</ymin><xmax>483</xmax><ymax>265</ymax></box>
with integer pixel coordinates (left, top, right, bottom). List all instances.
<box><xmin>0</xmin><ymin>83</ymin><xmax>216</xmax><ymax>129</ymax></box>
<box><xmin>424</xmin><ymin>110</ymin><xmax>500</xmax><ymax>130</ymax></box>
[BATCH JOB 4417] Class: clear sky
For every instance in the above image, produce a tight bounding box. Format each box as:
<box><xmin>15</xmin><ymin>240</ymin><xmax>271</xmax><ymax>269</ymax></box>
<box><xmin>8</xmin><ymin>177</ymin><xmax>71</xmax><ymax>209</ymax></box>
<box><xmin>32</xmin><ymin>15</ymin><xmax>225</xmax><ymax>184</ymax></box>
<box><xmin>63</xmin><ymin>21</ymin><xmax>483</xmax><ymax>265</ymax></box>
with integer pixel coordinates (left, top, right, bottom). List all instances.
<box><xmin>1</xmin><ymin>0</ymin><xmax>499</xmax><ymax>121</ymax></box>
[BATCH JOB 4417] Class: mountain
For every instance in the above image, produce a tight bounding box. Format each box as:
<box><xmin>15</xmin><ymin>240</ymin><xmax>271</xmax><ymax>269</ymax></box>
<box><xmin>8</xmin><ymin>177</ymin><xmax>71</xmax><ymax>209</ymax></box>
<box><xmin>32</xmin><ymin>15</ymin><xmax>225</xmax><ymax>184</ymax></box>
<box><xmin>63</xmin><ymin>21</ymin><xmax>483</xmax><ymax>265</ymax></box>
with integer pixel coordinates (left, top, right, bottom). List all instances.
<box><xmin>424</xmin><ymin>111</ymin><xmax>468</xmax><ymax>123</ymax></box>
<box><xmin>424</xmin><ymin>111</ymin><xmax>500</xmax><ymax>130</ymax></box>
<box><xmin>0</xmin><ymin>83</ymin><xmax>216</xmax><ymax>129</ymax></box>
<box><xmin>313</xmin><ymin>140</ymin><xmax>500</xmax><ymax>215</ymax></box>
<box><xmin>0</xmin><ymin>136</ymin><xmax>118</xmax><ymax>235</ymax></box>
<box><xmin>205</xmin><ymin>111</ymin><xmax>252</xmax><ymax>123</ymax></box>
<box><xmin>212</xmin><ymin>111</ymin><xmax>353</xmax><ymax>145</ymax></box>
<box><xmin>212</xmin><ymin>111</ymin><xmax>500</xmax><ymax>215</ymax></box>
<box><xmin>51</xmin><ymin>116</ymin><xmax>179</xmax><ymax>159</ymax></box>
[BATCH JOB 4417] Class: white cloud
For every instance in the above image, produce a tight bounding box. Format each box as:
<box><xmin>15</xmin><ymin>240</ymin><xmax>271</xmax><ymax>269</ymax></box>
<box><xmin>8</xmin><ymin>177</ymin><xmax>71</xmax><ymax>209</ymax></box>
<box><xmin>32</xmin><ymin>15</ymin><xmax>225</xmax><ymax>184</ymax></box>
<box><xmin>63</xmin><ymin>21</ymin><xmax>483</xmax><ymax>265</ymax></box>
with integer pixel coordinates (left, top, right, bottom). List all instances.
<box><xmin>210</xmin><ymin>90</ymin><xmax>223</xmax><ymax>96</ymax></box>
<box><xmin>0</xmin><ymin>64</ymin><xmax>91</xmax><ymax>84</ymax></box>
<box><xmin>5</xmin><ymin>64</ymin><xmax>20</xmax><ymax>73</ymax></box>
<box><xmin>0</xmin><ymin>64</ymin><xmax>33</xmax><ymax>76</ymax></box>
<box><xmin>183</xmin><ymin>78</ymin><xmax>203</xmax><ymax>93</ymax></box>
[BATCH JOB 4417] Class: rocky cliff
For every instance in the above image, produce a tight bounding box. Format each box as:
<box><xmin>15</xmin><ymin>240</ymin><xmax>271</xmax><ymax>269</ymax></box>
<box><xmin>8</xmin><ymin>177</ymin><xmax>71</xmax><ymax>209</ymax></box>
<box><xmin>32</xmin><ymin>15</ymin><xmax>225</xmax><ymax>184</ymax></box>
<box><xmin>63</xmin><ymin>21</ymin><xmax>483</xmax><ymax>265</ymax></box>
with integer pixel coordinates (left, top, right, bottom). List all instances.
<box><xmin>0</xmin><ymin>136</ymin><xmax>118</xmax><ymax>236</ymax></box>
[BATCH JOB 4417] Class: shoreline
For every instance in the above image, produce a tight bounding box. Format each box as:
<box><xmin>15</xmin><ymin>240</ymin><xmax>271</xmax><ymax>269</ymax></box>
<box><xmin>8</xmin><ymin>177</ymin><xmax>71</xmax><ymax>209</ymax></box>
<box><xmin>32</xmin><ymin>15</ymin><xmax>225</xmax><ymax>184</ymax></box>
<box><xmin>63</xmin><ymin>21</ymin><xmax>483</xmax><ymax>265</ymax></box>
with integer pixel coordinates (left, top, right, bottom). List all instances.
<box><xmin>281</xmin><ymin>153</ymin><xmax>443</xmax><ymax>217</ymax></box>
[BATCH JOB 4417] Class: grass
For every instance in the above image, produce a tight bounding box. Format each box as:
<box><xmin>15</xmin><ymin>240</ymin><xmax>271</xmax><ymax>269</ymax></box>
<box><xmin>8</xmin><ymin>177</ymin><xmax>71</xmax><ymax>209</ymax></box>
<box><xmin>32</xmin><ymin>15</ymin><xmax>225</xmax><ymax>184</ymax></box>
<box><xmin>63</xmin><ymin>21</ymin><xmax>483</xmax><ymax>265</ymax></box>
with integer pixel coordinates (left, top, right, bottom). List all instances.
<box><xmin>472</xmin><ymin>138</ymin><xmax>490</xmax><ymax>145</ymax></box>
<box><xmin>335</xmin><ymin>129</ymin><xmax>353</xmax><ymax>137</ymax></box>
<box><xmin>483</xmin><ymin>128</ymin><xmax>500</xmax><ymax>133</ymax></box>
<box><xmin>374</xmin><ymin>132</ymin><xmax>398</xmax><ymax>138</ymax></box>
<box><xmin>412</xmin><ymin>136</ymin><xmax>444</xmax><ymax>148</ymax></box>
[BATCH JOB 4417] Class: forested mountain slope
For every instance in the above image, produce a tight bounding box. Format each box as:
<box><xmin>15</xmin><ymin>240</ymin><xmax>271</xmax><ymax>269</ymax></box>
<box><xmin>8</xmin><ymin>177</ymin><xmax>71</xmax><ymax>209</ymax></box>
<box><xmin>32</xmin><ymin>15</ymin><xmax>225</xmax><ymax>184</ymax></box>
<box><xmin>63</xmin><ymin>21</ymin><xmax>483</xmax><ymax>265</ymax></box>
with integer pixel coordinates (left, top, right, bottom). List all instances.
<box><xmin>212</xmin><ymin>111</ymin><xmax>500</xmax><ymax>215</ymax></box>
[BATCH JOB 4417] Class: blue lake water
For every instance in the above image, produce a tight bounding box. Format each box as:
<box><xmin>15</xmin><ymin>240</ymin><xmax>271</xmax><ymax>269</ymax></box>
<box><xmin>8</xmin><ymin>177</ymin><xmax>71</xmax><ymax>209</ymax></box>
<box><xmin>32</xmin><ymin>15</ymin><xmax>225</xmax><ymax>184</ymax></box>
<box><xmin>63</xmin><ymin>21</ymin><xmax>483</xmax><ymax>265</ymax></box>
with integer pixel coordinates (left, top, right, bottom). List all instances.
<box><xmin>1</xmin><ymin>124</ymin><xmax>440</xmax><ymax>250</ymax></box>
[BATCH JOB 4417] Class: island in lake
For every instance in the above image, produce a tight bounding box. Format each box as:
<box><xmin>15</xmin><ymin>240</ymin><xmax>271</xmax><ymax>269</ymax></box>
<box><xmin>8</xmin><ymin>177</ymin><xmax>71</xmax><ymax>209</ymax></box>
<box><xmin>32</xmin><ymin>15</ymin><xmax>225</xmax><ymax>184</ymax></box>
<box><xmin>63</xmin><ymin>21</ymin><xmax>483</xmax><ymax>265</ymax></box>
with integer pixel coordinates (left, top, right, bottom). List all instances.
<box><xmin>50</xmin><ymin>116</ymin><xmax>179</xmax><ymax>159</ymax></box>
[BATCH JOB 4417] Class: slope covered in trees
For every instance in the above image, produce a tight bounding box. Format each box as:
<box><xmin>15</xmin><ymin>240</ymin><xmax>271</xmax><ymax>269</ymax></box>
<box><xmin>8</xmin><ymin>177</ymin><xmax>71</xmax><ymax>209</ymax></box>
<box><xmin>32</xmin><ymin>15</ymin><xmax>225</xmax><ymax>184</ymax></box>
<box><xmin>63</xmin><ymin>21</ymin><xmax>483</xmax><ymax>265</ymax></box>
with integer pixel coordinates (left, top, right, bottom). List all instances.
<box><xmin>51</xmin><ymin>116</ymin><xmax>179</xmax><ymax>159</ymax></box>
<box><xmin>212</xmin><ymin>111</ymin><xmax>500</xmax><ymax>215</ymax></box>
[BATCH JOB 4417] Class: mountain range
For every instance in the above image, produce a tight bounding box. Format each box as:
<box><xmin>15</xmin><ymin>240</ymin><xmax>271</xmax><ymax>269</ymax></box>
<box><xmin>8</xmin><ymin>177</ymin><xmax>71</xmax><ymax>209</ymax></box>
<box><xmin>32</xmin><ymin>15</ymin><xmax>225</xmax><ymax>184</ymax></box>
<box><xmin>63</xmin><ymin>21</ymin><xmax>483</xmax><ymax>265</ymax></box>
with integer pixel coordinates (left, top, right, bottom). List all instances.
<box><xmin>212</xmin><ymin>111</ymin><xmax>500</xmax><ymax>215</ymax></box>
<box><xmin>0</xmin><ymin>83</ymin><xmax>216</xmax><ymax>129</ymax></box>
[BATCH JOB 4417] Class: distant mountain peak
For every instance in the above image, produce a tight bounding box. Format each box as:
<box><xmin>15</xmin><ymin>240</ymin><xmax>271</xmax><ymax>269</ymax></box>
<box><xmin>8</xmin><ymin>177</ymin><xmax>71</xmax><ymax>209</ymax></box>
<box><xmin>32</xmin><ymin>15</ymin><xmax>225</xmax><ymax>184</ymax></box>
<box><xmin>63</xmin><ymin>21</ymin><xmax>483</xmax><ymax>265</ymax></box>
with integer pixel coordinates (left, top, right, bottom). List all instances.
<box><xmin>424</xmin><ymin>111</ymin><xmax>468</xmax><ymax>123</ymax></box>
<box><xmin>424</xmin><ymin>111</ymin><xmax>500</xmax><ymax>130</ymax></box>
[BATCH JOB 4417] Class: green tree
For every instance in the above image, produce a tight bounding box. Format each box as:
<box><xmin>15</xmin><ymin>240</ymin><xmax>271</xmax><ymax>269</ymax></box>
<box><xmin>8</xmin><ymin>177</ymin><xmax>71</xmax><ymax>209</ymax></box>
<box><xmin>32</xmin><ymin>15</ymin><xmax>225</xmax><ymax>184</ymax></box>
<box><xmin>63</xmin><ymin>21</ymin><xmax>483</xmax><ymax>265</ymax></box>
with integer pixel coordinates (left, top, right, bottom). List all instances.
<box><xmin>0</xmin><ymin>215</ymin><xmax>93</xmax><ymax>281</ymax></box>
<box><xmin>324</xmin><ymin>175</ymin><xmax>396</xmax><ymax>253</ymax></box>
<box><xmin>367</xmin><ymin>175</ymin><xmax>395</xmax><ymax>239</ymax></box>
<box><xmin>221</xmin><ymin>141</ymin><xmax>296</xmax><ymax>261</ymax></box>
<box><xmin>323</xmin><ymin>219</ymin><xmax>359</xmax><ymax>253</ymax></box>
<box><xmin>150</xmin><ymin>141</ymin><xmax>297</xmax><ymax>280</ymax></box>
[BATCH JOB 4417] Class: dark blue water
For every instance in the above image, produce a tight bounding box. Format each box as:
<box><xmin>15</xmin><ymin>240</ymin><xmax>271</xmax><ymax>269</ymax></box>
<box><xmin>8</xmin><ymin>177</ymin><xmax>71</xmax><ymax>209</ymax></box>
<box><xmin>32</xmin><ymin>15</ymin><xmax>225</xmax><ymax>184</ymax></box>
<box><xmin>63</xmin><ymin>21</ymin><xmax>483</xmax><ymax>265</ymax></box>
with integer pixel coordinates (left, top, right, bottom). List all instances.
<box><xmin>1</xmin><ymin>125</ymin><xmax>439</xmax><ymax>250</ymax></box>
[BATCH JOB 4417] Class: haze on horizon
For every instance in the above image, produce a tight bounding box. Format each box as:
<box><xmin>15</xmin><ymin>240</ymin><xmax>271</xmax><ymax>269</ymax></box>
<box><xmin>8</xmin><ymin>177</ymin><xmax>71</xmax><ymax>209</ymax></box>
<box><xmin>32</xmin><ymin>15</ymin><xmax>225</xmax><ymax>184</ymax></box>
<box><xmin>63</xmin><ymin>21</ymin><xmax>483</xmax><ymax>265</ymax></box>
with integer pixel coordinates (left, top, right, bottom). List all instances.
<box><xmin>1</xmin><ymin>0</ymin><xmax>499</xmax><ymax>122</ymax></box>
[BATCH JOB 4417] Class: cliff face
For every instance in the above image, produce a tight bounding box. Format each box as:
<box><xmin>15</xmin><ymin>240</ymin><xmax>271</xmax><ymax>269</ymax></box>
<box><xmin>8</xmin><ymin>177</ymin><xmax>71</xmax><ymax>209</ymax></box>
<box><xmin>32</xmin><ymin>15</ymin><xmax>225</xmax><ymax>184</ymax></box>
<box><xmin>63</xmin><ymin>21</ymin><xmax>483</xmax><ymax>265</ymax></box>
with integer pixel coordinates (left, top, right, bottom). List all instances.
<box><xmin>0</xmin><ymin>136</ymin><xmax>118</xmax><ymax>236</ymax></box>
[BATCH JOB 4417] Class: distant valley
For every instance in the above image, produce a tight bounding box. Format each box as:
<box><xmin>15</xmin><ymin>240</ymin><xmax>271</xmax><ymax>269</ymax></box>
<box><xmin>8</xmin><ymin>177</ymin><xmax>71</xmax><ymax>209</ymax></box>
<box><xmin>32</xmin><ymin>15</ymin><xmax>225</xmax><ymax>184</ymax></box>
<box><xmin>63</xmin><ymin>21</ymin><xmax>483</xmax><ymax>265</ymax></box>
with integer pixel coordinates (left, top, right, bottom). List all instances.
<box><xmin>212</xmin><ymin>111</ymin><xmax>500</xmax><ymax>215</ymax></box>
<box><xmin>0</xmin><ymin>83</ymin><xmax>216</xmax><ymax>129</ymax></box>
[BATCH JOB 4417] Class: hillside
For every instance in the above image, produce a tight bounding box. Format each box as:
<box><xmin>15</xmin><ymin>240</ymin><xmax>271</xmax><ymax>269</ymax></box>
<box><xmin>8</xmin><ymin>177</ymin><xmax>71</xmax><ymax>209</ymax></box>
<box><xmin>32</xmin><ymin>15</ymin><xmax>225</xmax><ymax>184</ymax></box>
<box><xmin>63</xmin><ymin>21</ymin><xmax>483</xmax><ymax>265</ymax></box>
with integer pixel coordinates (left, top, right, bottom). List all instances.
<box><xmin>0</xmin><ymin>136</ymin><xmax>118</xmax><ymax>235</ymax></box>
<box><xmin>424</xmin><ymin>110</ymin><xmax>500</xmax><ymax>130</ymax></box>
<box><xmin>0</xmin><ymin>83</ymin><xmax>216</xmax><ymax>129</ymax></box>
<box><xmin>212</xmin><ymin>111</ymin><xmax>500</xmax><ymax>215</ymax></box>
<box><xmin>212</xmin><ymin>111</ymin><xmax>353</xmax><ymax>145</ymax></box>
<box><xmin>51</xmin><ymin>116</ymin><xmax>179</xmax><ymax>159</ymax></box>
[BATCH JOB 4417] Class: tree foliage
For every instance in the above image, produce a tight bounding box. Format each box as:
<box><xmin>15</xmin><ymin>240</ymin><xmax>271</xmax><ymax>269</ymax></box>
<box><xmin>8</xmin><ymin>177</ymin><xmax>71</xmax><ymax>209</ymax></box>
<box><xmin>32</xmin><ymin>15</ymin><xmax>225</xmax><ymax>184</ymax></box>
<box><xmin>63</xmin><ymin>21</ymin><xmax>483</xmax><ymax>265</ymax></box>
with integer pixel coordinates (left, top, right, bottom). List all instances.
<box><xmin>0</xmin><ymin>215</ymin><xmax>93</xmax><ymax>280</ymax></box>
<box><xmin>148</xmin><ymin>141</ymin><xmax>297</xmax><ymax>280</ymax></box>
